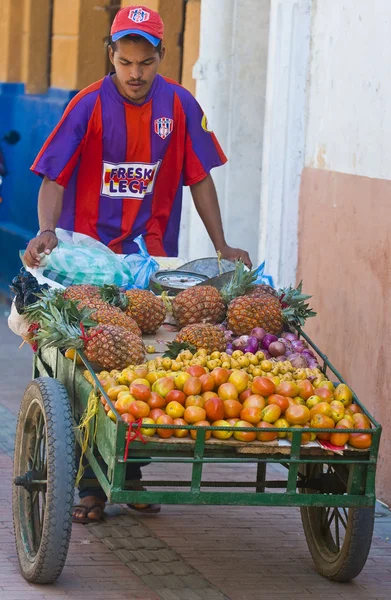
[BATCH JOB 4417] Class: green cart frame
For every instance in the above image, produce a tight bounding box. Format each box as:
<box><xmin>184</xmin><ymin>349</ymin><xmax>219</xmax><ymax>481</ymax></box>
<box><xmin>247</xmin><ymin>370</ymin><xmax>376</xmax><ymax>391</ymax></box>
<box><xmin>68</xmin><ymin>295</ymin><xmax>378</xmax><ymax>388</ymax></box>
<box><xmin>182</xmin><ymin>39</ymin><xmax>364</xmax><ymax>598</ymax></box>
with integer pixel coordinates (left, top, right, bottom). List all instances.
<box><xmin>12</xmin><ymin>328</ymin><xmax>381</xmax><ymax>585</ymax></box>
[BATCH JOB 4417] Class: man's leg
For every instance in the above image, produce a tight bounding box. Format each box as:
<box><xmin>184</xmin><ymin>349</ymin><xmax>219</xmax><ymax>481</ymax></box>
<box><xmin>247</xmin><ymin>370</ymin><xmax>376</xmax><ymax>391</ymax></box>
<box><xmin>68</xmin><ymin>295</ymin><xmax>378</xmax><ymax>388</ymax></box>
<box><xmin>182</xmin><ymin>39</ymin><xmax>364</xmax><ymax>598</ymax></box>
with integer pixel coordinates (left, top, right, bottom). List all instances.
<box><xmin>73</xmin><ymin>449</ymin><xmax>147</xmax><ymax>521</ymax></box>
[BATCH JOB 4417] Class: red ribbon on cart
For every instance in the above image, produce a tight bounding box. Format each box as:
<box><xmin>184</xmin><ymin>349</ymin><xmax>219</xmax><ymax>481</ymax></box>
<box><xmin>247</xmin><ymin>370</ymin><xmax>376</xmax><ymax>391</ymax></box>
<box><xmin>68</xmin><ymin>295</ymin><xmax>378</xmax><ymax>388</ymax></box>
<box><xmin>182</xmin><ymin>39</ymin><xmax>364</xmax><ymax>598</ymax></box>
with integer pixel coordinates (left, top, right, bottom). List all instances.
<box><xmin>79</xmin><ymin>322</ymin><xmax>102</xmax><ymax>344</ymax></box>
<box><xmin>123</xmin><ymin>418</ymin><xmax>147</xmax><ymax>462</ymax></box>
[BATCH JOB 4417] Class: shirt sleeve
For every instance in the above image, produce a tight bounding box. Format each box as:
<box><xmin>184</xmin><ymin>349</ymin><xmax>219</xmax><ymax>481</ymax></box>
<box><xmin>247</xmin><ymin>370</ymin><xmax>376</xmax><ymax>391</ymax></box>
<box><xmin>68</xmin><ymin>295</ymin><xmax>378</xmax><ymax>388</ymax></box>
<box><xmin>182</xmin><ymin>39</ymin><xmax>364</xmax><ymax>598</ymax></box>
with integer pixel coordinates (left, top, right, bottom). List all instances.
<box><xmin>182</xmin><ymin>94</ymin><xmax>227</xmax><ymax>186</ymax></box>
<box><xmin>30</xmin><ymin>84</ymin><xmax>100</xmax><ymax>188</ymax></box>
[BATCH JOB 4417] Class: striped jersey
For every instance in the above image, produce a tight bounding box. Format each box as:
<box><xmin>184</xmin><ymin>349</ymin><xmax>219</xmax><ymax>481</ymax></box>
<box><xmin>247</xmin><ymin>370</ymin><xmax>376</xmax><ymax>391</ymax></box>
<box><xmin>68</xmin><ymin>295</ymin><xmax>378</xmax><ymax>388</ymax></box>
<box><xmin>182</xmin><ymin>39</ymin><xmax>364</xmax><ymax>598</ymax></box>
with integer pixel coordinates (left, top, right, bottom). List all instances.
<box><xmin>31</xmin><ymin>74</ymin><xmax>227</xmax><ymax>256</ymax></box>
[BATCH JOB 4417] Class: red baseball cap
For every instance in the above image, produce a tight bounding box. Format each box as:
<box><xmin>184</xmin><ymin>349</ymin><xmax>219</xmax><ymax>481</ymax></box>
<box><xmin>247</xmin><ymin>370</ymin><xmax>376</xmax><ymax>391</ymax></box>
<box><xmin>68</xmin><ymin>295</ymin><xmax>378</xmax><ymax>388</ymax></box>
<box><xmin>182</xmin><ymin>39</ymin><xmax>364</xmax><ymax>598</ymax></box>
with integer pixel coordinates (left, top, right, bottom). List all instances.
<box><xmin>111</xmin><ymin>5</ymin><xmax>164</xmax><ymax>47</ymax></box>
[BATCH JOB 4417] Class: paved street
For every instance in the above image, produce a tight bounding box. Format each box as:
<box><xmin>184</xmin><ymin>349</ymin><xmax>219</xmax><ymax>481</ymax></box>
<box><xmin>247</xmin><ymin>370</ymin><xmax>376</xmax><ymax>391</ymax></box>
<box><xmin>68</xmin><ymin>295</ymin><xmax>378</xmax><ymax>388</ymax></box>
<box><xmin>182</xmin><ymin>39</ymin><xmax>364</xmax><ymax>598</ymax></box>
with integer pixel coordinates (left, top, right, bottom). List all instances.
<box><xmin>1</xmin><ymin>309</ymin><xmax>391</xmax><ymax>600</ymax></box>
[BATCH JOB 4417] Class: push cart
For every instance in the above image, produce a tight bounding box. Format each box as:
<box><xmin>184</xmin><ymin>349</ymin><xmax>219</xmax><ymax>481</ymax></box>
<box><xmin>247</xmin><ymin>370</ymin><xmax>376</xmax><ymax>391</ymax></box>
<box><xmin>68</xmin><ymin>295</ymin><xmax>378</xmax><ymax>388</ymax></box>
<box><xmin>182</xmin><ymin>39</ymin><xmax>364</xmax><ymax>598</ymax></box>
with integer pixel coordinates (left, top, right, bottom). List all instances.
<box><xmin>12</xmin><ymin>328</ymin><xmax>381</xmax><ymax>584</ymax></box>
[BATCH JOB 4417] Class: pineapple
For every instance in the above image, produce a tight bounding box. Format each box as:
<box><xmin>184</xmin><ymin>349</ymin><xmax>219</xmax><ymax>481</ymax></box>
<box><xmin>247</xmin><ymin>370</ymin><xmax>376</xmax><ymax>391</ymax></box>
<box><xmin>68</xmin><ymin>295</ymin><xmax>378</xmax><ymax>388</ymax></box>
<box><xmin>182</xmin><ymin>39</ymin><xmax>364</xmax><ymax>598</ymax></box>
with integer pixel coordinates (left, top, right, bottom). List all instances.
<box><xmin>169</xmin><ymin>261</ymin><xmax>315</xmax><ymax>336</ymax></box>
<box><xmin>171</xmin><ymin>286</ymin><xmax>226</xmax><ymax>328</ymax></box>
<box><xmin>76</xmin><ymin>297</ymin><xmax>141</xmax><ymax>337</ymax></box>
<box><xmin>63</xmin><ymin>284</ymin><xmax>101</xmax><ymax>302</ymax></box>
<box><xmin>174</xmin><ymin>323</ymin><xmax>226</xmax><ymax>353</ymax></box>
<box><xmin>246</xmin><ymin>284</ymin><xmax>278</xmax><ymax>298</ymax></box>
<box><xmin>226</xmin><ymin>281</ymin><xmax>316</xmax><ymax>336</ymax></box>
<box><xmin>101</xmin><ymin>286</ymin><xmax>166</xmax><ymax>334</ymax></box>
<box><xmin>28</xmin><ymin>299</ymin><xmax>145</xmax><ymax>371</ymax></box>
<box><xmin>226</xmin><ymin>294</ymin><xmax>283</xmax><ymax>336</ymax></box>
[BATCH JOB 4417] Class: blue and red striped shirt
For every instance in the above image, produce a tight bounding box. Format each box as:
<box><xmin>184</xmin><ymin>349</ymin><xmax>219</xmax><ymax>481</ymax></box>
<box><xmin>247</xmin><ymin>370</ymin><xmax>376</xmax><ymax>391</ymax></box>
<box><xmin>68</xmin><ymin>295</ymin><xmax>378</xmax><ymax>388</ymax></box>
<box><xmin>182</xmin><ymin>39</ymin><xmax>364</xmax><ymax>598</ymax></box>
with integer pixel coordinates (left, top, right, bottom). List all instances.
<box><xmin>31</xmin><ymin>74</ymin><xmax>227</xmax><ymax>256</ymax></box>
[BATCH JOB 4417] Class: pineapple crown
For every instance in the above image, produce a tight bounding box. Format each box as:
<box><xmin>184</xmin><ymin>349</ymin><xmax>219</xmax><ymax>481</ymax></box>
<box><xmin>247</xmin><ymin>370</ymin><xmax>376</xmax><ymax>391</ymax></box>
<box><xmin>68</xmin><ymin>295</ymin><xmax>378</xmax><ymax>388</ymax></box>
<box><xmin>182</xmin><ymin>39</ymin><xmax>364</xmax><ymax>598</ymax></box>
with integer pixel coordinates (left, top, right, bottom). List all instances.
<box><xmin>164</xmin><ymin>341</ymin><xmax>196</xmax><ymax>359</ymax></box>
<box><xmin>100</xmin><ymin>284</ymin><xmax>129</xmax><ymax>310</ymax></box>
<box><xmin>24</xmin><ymin>289</ymin><xmax>98</xmax><ymax>351</ymax></box>
<box><xmin>279</xmin><ymin>281</ymin><xmax>317</xmax><ymax>327</ymax></box>
<box><xmin>220</xmin><ymin>260</ymin><xmax>259</xmax><ymax>304</ymax></box>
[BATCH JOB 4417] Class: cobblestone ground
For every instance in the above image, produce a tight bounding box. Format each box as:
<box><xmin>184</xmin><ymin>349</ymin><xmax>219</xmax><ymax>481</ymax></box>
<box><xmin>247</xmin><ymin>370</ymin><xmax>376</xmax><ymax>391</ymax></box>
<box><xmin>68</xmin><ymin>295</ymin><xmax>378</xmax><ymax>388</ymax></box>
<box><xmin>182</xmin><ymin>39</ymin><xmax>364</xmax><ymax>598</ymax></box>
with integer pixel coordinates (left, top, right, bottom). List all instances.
<box><xmin>1</xmin><ymin>310</ymin><xmax>390</xmax><ymax>600</ymax></box>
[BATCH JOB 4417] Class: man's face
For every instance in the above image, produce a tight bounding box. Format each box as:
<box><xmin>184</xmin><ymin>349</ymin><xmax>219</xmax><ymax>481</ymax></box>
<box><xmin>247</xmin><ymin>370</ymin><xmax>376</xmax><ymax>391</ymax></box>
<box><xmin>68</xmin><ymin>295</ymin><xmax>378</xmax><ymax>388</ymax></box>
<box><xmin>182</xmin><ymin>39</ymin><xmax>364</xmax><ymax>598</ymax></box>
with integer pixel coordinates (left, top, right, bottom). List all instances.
<box><xmin>109</xmin><ymin>37</ymin><xmax>164</xmax><ymax>104</ymax></box>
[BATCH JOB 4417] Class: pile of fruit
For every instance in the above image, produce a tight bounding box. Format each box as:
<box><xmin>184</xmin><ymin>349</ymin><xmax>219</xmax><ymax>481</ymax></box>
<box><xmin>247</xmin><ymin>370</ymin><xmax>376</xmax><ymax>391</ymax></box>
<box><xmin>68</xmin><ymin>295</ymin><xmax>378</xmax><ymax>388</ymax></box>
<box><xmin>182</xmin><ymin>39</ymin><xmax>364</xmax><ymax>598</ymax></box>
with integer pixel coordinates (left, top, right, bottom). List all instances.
<box><xmin>88</xmin><ymin>354</ymin><xmax>372</xmax><ymax>449</ymax></box>
<box><xmin>24</xmin><ymin>261</ymin><xmax>317</xmax><ymax>376</ymax></box>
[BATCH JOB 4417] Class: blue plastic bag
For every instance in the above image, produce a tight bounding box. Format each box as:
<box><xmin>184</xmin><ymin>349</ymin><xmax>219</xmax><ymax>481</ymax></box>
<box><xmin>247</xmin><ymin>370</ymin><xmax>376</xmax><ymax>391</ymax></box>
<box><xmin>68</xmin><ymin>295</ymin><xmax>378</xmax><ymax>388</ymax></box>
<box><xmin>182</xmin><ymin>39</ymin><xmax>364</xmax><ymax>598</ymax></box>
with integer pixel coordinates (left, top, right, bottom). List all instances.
<box><xmin>253</xmin><ymin>261</ymin><xmax>275</xmax><ymax>288</ymax></box>
<box><xmin>124</xmin><ymin>235</ymin><xmax>159</xmax><ymax>289</ymax></box>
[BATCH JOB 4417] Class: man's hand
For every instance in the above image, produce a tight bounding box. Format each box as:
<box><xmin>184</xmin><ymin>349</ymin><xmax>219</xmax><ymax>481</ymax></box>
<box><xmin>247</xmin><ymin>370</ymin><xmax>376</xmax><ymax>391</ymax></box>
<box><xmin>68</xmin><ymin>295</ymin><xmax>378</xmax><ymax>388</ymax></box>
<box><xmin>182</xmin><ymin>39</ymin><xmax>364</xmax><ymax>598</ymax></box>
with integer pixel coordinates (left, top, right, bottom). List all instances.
<box><xmin>24</xmin><ymin>231</ymin><xmax>58</xmax><ymax>268</ymax></box>
<box><xmin>219</xmin><ymin>244</ymin><xmax>252</xmax><ymax>268</ymax></box>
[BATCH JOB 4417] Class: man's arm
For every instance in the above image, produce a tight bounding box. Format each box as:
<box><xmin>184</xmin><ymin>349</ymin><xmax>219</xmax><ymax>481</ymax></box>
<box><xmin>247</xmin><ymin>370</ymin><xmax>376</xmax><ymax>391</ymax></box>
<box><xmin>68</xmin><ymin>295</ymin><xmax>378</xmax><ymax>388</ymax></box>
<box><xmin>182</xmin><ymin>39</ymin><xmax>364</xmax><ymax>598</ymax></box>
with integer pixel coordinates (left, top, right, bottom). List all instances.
<box><xmin>190</xmin><ymin>174</ymin><xmax>252</xmax><ymax>267</ymax></box>
<box><xmin>24</xmin><ymin>178</ymin><xmax>64</xmax><ymax>268</ymax></box>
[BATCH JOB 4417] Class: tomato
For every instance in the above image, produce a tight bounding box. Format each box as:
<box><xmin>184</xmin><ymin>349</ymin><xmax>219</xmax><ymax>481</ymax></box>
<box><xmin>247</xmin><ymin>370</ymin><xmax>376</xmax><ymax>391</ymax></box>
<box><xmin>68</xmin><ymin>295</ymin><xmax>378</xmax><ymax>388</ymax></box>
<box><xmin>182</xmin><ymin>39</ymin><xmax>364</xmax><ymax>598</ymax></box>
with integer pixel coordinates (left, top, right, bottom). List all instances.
<box><xmin>129</xmin><ymin>401</ymin><xmax>150</xmax><ymax>419</ymax></box>
<box><xmin>267</xmin><ymin>394</ymin><xmax>289</xmax><ymax>413</ymax></box>
<box><xmin>240</xmin><ymin>406</ymin><xmax>264</xmax><ymax>425</ymax></box>
<box><xmin>165</xmin><ymin>390</ymin><xmax>186</xmax><ymax>406</ymax></box>
<box><xmin>349</xmin><ymin>433</ymin><xmax>372</xmax><ymax>449</ymax></box>
<box><xmin>147</xmin><ymin>392</ymin><xmax>166</xmax><ymax>409</ymax></box>
<box><xmin>251</xmin><ymin>376</ymin><xmax>275</xmax><ymax>397</ymax></box>
<box><xmin>330</xmin><ymin>424</ymin><xmax>350</xmax><ymax>447</ymax></box>
<box><xmin>199</xmin><ymin>374</ymin><xmax>215</xmax><ymax>392</ymax></box>
<box><xmin>156</xmin><ymin>414</ymin><xmax>174</xmax><ymax>438</ymax></box>
<box><xmin>242</xmin><ymin>395</ymin><xmax>266</xmax><ymax>410</ymax></box>
<box><xmin>186</xmin><ymin>365</ymin><xmax>207</xmax><ymax>378</ymax></box>
<box><xmin>310</xmin><ymin>414</ymin><xmax>335</xmax><ymax>440</ymax></box>
<box><xmin>223</xmin><ymin>400</ymin><xmax>244</xmax><ymax>419</ymax></box>
<box><xmin>183</xmin><ymin>406</ymin><xmax>206</xmax><ymax>424</ymax></box>
<box><xmin>233</xmin><ymin>420</ymin><xmax>257</xmax><ymax>442</ymax></box>
<box><xmin>190</xmin><ymin>421</ymin><xmax>212</xmax><ymax>440</ymax></box>
<box><xmin>129</xmin><ymin>383</ymin><xmax>151</xmax><ymax>402</ymax></box>
<box><xmin>285</xmin><ymin>404</ymin><xmax>310</xmax><ymax>425</ymax></box>
<box><xmin>261</xmin><ymin>404</ymin><xmax>281</xmax><ymax>424</ymax></box>
<box><xmin>309</xmin><ymin>402</ymin><xmax>332</xmax><ymax>420</ymax></box>
<box><xmin>185</xmin><ymin>395</ymin><xmax>205</xmax><ymax>408</ymax></box>
<box><xmin>205</xmin><ymin>397</ymin><xmax>225</xmax><ymax>422</ymax></box>
<box><xmin>255</xmin><ymin>421</ymin><xmax>278</xmax><ymax>442</ymax></box>
<box><xmin>296</xmin><ymin>379</ymin><xmax>314</xmax><ymax>400</ymax></box>
<box><xmin>183</xmin><ymin>377</ymin><xmax>202</xmax><ymax>396</ymax></box>
<box><xmin>275</xmin><ymin>381</ymin><xmax>299</xmax><ymax>398</ymax></box>
<box><xmin>173</xmin><ymin>418</ymin><xmax>188</xmax><ymax>438</ymax></box>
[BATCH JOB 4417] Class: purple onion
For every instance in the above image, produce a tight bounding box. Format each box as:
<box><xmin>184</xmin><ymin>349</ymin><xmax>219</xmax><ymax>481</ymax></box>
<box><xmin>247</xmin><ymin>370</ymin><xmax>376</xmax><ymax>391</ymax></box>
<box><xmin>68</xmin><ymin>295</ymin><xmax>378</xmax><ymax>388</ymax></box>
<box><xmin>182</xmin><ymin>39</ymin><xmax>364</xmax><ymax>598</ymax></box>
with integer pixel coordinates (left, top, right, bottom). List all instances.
<box><xmin>262</xmin><ymin>351</ymin><xmax>271</xmax><ymax>360</ymax></box>
<box><xmin>226</xmin><ymin>347</ymin><xmax>233</xmax><ymax>355</ymax></box>
<box><xmin>308</xmin><ymin>359</ymin><xmax>318</xmax><ymax>369</ymax></box>
<box><xmin>224</xmin><ymin>330</ymin><xmax>234</xmax><ymax>341</ymax></box>
<box><xmin>291</xmin><ymin>340</ymin><xmax>306</xmax><ymax>352</ymax></box>
<box><xmin>288</xmin><ymin>353</ymin><xmax>308</xmax><ymax>369</ymax></box>
<box><xmin>261</xmin><ymin>334</ymin><xmax>278</xmax><ymax>350</ymax></box>
<box><xmin>275</xmin><ymin>355</ymin><xmax>286</xmax><ymax>362</ymax></box>
<box><xmin>302</xmin><ymin>349</ymin><xmax>315</xmax><ymax>359</ymax></box>
<box><xmin>232</xmin><ymin>335</ymin><xmax>249</xmax><ymax>351</ymax></box>
<box><xmin>282</xmin><ymin>332</ymin><xmax>298</xmax><ymax>342</ymax></box>
<box><xmin>268</xmin><ymin>341</ymin><xmax>286</xmax><ymax>357</ymax></box>
<box><xmin>250</xmin><ymin>327</ymin><xmax>266</xmax><ymax>341</ymax></box>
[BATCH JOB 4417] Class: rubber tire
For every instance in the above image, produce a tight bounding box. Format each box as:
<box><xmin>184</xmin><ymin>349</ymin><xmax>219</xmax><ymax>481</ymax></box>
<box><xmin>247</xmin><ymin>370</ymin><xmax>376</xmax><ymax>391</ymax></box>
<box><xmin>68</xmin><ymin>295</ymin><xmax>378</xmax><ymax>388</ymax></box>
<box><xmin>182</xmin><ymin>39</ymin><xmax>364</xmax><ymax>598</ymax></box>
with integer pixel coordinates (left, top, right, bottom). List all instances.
<box><xmin>300</xmin><ymin>465</ymin><xmax>374</xmax><ymax>582</ymax></box>
<box><xmin>13</xmin><ymin>378</ymin><xmax>75</xmax><ymax>584</ymax></box>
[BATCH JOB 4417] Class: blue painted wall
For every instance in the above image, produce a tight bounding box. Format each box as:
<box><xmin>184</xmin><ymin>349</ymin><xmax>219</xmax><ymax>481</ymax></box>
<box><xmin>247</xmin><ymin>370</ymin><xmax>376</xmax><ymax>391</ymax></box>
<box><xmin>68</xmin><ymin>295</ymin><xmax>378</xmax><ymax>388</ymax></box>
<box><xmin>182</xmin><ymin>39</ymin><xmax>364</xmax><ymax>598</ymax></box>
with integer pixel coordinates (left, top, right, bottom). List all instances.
<box><xmin>0</xmin><ymin>83</ymin><xmax>77</xmax><ymax>294</ymax></box>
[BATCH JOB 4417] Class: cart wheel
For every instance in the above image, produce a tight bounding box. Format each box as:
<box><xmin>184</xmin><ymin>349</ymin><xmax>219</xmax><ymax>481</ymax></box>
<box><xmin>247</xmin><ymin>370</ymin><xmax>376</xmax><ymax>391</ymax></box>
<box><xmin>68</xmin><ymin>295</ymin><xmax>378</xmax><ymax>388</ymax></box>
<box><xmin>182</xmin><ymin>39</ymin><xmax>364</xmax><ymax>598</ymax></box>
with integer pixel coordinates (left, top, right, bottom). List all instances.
<box><xmin>300</xmin><ymin>463</ymin><xmax>374</xmax><ymax>582</ymax></box>
<box><xmin>13</xmin><ymin>378</ymin><xmax>75</xmax><ymax>584</ymax></box>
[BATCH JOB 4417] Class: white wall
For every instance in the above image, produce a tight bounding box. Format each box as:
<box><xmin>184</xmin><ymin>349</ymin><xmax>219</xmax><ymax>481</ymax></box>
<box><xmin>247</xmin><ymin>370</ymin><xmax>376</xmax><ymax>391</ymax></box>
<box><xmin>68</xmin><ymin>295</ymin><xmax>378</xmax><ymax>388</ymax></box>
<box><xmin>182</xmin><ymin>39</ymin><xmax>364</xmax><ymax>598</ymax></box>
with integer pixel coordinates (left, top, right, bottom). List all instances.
<box><xmin>257</xmin><ymin>0</ymin><xmax>311</xmax><ymax>288</ymax></box>
<box><xmin>179</xmin><ymin>0</ymin><xmax>270</xmax><ymax>265</ymax></box>
<box><xmin>305</xmin><ymin>0</ymin><xmax>391</xmax><ymax>181</ymax></box>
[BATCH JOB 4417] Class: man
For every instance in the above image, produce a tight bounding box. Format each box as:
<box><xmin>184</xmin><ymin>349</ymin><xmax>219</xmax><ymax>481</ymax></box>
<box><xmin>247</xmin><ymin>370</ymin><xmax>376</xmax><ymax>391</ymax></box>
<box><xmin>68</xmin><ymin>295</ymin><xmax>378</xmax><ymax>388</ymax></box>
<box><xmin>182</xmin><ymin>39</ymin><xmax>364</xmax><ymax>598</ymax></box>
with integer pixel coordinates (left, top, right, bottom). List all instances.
<box><xmin>24</xmin><ymin>5</ymin><xmax>251</xmax><ymax>522</ymax></box>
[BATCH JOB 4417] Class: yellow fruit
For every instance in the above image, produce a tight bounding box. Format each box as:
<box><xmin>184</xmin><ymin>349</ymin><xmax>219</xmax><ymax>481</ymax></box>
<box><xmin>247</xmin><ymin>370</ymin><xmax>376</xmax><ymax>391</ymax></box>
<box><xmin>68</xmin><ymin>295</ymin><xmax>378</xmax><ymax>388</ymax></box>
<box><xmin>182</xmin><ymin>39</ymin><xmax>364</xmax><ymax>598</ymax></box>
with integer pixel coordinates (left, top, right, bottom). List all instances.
<box><xmin>107</xmin><ymin>410</ymin><xmax>116</xmax><ymax>422</ymax></box>
<box><xmin>261</xmin><ymin>360</ymin><xmax>273</xmax><ymax>372</ymax></box>
<box><xmin>232</xmin><ymin>350</ymin><xmax>244</xmax><ymax>359</ymax></box>
<box><xmin>334</xmin><ymin>384</ymin><xmax>353</xmax><ymax>406</ymax></box>
<box><xmin>306</xmin><ymin>395</ymin><xmax>323</xmax><ymax>410</ymax></box>
<box><xmin>140</xmin><ymin>417</ymin><xmax>156</xmax><ymax>437</ymax></box>
<box><xmin>212</xmin><ymin>420</ymin><xmax>234</xmax><ymax>440</ymax></box>
<box><xmin>274</xmin><ymin>418</ymin><xmax>290</xmax><ymax>438</ymax></box>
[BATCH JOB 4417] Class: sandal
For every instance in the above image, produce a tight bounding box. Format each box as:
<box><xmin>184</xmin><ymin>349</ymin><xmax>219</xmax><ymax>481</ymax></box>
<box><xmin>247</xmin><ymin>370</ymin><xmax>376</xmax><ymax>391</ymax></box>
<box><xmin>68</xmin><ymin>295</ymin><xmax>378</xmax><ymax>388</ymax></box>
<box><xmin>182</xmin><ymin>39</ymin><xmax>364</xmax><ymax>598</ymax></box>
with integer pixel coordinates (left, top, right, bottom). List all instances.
<box><xmin>72</xmin><ymin>504</ymin><xmax>105</xmax><ymax>524</ymax></box>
